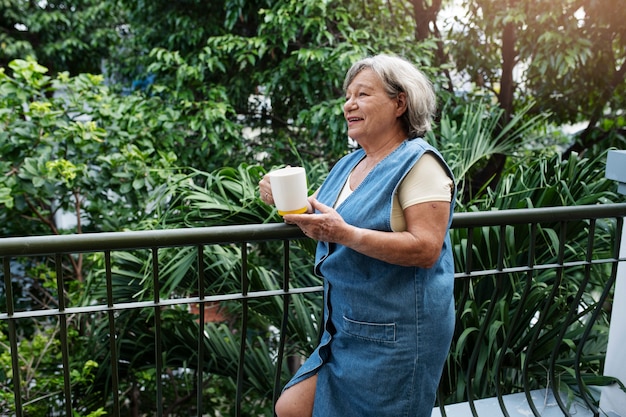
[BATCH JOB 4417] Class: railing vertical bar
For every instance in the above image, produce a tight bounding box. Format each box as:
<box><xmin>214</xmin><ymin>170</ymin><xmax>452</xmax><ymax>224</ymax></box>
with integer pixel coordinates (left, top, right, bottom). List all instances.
<box><xmin>456</xmin><ymin>226</ymin><xmax>474</xmax><ymax>316</ymax></box>
<box><xmin>494</xmin><ymin>225</ymin><xmax>507</xmax><ymax>417</ymax></box>
<box><xmin>456</xmin><ymin>226</ymin><xmax>474</xmax><ymax>310</ymax></box>
<box><xmin>466</xmin><ymin>227</ymin><xmax>474</xmax><ymax>273</ymax></box>
<box><xmin>467</xmin><ymin>225</ymin><xmax>504</xmax><ymax>417</ymax></box>
<box><xmin>572</xmin><ymin>219</ymin><xmax>601</xmax><ymax>416</ymax></box>
<box><xmin>439</xmin><ymin>227</ymin><xmax>473</xmax><ymax>417</ymax></box>
<box><xmin>105</xmin><ymin>251</ymin><xmax>121</xmax><ymax>416</ymax></box>
<box><xmin>152</xmin><ymin>248</ymin><xmax>164</xmax><ymax>417</ymax></box>
<box><xmin>550</xmin><ymin>221</ymin><xmax>572</xmax><ymax>416</ymax></box>
<box><xmin>235</xmin><ymin>242</ymin><xmax>250</xmax><ymax>417</ymax></box>
<box><xmin>522</xmin><ymin>218</ymin><xmax>564</xmax><ymax>416</ymax></box>
<box><xmin>575</xmin><ymin>216</ymin><xmax>624</xmax><ymax>417</ymax></box>
<box><xmin>549</xmin><ymin>218</ymin><xmax>599</xmax><ymax>414</ymax></box>
<box><xmin>436</xmin><ymin>383</ymin><xmax>447</xmax><ymax>416</ymax></box>
<box><xmin>443</xmin><ymin>226</ymin><xmax>473</xmax><ymax>417</ymax></box>
<box><xmin>495</xmin><ymin>224</ymin><xmax>517</xmax><ymax>417</ymax></box>
<box><xmin>55</xmin><ymin>253</ymin><xmax>73</xmax><ymax>417</ymax></box>
<box><xmin>3</xmin><ymin>256</ymin><xmax>23</xmax><ymax>417</ymax></box>
<box><xmin>514</xmin><ymin>223</ymin><xmax>539</xmax><ymax>416</ymax></box>
<box><xmin>459</xmin><ymin>226</ymin><xmax>473</xmax><ymax>417</ymax></box>
<box><xmin>273</xmin><ymin>240</ymin><xmax>291</xmax><ymax>412</ymax></box>
<box><xmin>196</xmin><ymin>245</ymin><xmax>205</xmax><ymax>417</ymax></box>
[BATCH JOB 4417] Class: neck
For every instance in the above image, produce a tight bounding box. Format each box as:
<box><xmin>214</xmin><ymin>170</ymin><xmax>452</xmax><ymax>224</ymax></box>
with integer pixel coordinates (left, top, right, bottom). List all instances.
<box><xmin>361</xmin><ymin>130</ymin><xmax>406</xmax><ymax>163</ymax></box>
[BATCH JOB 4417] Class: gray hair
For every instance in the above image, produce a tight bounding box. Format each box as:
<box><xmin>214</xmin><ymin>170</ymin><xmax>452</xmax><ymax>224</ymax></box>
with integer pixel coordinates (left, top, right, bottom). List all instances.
<box><xmin>343</xmin><ymin>54</ymin><xmax>436</xmax><ymax>138</ymax></box>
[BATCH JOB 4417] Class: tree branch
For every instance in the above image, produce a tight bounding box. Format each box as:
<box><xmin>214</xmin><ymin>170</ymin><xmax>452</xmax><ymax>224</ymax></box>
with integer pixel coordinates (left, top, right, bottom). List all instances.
<box><xmin>565</xmin><ymin>59</ymin><xmax>626</xmax><ymax>157</ymax></box>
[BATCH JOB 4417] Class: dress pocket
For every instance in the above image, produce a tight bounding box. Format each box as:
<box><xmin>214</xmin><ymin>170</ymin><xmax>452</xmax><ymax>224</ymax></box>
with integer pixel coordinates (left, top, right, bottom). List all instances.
<box><xmin>341</xmin><ymin>315</ymin><xmax>396</xmax><ymax>343</ymax></box>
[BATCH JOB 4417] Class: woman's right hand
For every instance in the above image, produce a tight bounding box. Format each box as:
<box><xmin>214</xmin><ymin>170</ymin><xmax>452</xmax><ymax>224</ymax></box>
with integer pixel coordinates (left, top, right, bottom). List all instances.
<box><xmin>258</xmin><ymin>174</ymin><xmax>274</xmax><ymax>205</ymax></box>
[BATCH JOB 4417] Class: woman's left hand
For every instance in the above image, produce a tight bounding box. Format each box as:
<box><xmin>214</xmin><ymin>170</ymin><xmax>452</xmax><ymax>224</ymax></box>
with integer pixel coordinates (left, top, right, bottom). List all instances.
<box><xmin>283</xmin><ymin>198</ymin><xmax>351</xmax><ymax>243</ymax></box>
<box><xmin>285</xmin><ymin>198</ymin><xmax>451</xmax><ymax>268</ymax></box>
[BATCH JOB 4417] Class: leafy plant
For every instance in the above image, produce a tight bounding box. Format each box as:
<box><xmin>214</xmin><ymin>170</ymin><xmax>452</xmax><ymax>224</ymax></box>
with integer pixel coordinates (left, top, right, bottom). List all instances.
<box><xmin>0</xmin><ymin>318</ymin><xmax>106</xmax><ymax>416</ymax></box>
<box><xmin>428</xmin><ymin>99</ymin><xmax>549</xmax><ymax>204</ymax></box>
<box><xmin>71</xmin><ymin>160</ymin><xmax>324</xmax><ymax>414</ymax></box>
<box><xmin>440</xmin><ymin>148</ymin><xmax>620</xmax><ymax>406</ymax></box>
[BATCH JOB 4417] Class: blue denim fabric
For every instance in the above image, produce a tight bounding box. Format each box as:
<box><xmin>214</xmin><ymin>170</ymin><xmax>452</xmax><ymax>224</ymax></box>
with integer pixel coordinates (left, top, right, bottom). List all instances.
<box><xmin>284</xmin><ymin>139</ymin><xmax>456</xmax><ymax>417</ymax></box>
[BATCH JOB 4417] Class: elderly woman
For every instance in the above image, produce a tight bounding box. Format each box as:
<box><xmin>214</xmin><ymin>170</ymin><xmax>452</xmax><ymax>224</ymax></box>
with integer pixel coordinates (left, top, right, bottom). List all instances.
<box><xmin>259</xmin><ymin>54</ymin><xmax>456</xmax><ymax>417</ymax></box>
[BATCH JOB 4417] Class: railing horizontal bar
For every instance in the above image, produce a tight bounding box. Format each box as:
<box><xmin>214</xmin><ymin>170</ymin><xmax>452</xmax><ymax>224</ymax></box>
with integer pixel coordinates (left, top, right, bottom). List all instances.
<box><xmin>0</xmin><ymin>286</ymin><xmax>324</xmax><ymax>320</ymax></box>
<box><xmin>0</xmin><ymin>223</ymin><xmax>306</xmax><ymax>256</ymax></box>
<box><xmin>3</xmin><ymin>204</ymin><xmax>626</xmax><ymax>257</ymax></box>
<box><xmin>454</xmin><ymin>257</ymin><xmax>625</xmax><ymax>279</ymax></box>
<box><xmin>450</xmin><ymin>203</ymin><xmax>626</xmax><ymax>227</ymax></box>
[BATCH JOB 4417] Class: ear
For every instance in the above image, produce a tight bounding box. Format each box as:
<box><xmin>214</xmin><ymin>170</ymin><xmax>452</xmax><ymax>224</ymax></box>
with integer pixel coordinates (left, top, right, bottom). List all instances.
<box><xmin>395</xmin><ymin>92</ymin><xmax>407</xmax><ymax>117</ymax></box>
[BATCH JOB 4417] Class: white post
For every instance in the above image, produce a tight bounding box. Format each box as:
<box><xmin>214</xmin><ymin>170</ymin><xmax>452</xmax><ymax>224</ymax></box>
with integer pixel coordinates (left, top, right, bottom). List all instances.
<box><xmin>600</xmin><ymin>218</ymin><xmax>626</xmax><ymax>415</ymax></box>
<box><xmin>601</xmin><ymin>151</ymin><xmax>626</xmax><ymax>416</ymax></box>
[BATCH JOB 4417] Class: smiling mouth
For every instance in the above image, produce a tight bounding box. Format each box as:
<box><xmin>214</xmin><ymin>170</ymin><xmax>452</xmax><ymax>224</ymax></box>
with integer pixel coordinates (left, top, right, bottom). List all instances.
<box><xmin>347</xmin><ymin>117</ymin><xmax>363</xmax><ymax>123</ymax></box>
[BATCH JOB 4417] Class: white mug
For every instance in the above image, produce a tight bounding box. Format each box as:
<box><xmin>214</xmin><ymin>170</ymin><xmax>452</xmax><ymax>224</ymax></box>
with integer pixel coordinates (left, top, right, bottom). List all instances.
<box><xmin>268</xmin><ymin>167</ymin><xmax>308</xmax><ymax>215</ymax></box>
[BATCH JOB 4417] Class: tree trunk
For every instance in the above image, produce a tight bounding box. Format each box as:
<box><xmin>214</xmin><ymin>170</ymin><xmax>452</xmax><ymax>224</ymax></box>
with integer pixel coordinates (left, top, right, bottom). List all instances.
<box><xmin>499</xmin><ymin>14</ymin><xmax>517</xmax><ymax>121</ymax></box>
<box><xmin>468</xmin><ymin>0</ymin><xmax>518</xmax><ymax>202</ymax></box>
<box><xmin>409</xmin><ymin>0</ymin><xmax>454</xmax><ymax>93</ymax></box>
<box><xmin>410</xmin><ymin>0</ymin><xmax>440</xmax><ymax>42</ymax></box>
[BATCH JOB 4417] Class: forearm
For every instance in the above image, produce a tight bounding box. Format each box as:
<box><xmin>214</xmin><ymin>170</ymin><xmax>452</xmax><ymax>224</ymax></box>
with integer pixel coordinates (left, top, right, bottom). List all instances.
<box><xmin>340</xmin><ymin>225</ymin><xmax>443</xmax><ymax>268</ymax></box>
<box><xmin>284</xmin><ymin>199</ymin><xmax>450</xmax><ymax>268</ymax></box>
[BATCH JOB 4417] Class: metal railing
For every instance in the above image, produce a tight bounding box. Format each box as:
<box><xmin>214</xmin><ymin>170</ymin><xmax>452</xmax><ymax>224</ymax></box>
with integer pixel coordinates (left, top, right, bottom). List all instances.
<box><xmin>2</xmin><ymin>203</ymin><xmax>626</xmax><ymax>416</ymax></box>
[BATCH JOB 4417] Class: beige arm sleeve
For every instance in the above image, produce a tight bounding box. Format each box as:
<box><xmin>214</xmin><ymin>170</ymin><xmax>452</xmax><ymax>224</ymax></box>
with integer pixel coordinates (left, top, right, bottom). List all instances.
<box><xmin>391</xmin><ymin>153</ymin><xmax>454</xmax><ymax>232</ymax></box>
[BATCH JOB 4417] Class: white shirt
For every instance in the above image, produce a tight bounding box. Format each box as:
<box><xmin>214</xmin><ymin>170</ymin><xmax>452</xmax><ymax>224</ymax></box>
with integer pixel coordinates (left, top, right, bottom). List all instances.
<box><xmin>336</xmin><ymin>152</ymin><xmax>454</xmax><ymax>231</ymax></box>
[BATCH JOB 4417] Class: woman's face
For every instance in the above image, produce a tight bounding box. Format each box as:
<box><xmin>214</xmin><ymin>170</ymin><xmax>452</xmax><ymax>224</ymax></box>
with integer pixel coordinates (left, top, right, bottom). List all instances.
<box><xmin>343</xmin><ymin>68</ymin><xmax>405</xmax><ymax>143</ymax></box>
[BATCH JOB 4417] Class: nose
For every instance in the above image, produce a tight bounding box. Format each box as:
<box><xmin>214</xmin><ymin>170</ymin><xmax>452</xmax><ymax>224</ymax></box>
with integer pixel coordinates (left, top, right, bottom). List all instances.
<box><xmin>344</xmin><ymin>96</ymin><xmax>356</xmax><ymax>112</ymax></box>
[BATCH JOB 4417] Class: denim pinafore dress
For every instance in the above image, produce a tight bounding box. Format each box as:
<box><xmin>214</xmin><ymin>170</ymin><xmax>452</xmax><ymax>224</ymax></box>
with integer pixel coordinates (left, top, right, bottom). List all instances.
<box><xmin>283</xmin><ymin>139</ymin><xmax>456</xmax><ymax>417</ymax></box>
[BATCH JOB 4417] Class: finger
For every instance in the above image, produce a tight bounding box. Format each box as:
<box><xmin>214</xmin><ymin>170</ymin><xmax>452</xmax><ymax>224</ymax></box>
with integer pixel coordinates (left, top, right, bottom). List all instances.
<box><xmin>310</xmin><ymin>198</ymin><xmax>332</xmax><ymax>213</ymax></box>
<box><xmin>258</xmin><ymin>175</ymin><xmax>274</xmax><ymax>203</ymax></box>
<box><xmin>258</xmin><ymin>174</ymin><xmax>270</xmax><ymax>186</ymax></box>
<box><xmin>282</xmin><ymin>214</ymin><xmax>300</xmax><ymax>223</ymax></box>
<box><xmin>259</xmin><ymin>186</ymin><xmax>273</xmax><ymax>203</ymax></box>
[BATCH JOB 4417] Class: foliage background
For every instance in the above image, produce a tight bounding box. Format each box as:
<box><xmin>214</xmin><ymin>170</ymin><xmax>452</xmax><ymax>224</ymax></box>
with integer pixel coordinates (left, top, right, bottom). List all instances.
<box><xmin>1</xmin><ymin>0</ymin><xmax>626</xmax><ymax>415</ymax></box>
